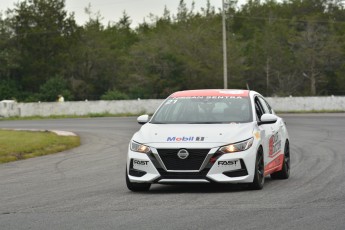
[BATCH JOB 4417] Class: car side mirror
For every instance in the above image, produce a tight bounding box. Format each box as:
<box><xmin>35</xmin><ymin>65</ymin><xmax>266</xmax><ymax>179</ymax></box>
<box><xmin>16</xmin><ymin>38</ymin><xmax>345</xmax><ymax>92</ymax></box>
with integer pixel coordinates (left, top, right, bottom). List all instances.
<box><xmin>137</xmin><ymin>114</ymin><xmax>149</xmax><ymax>125</ymax></box>
<box><xmin>258</xmin><ymin>114</ymin><xmax>278</xmax><ymax>126</ymax></box>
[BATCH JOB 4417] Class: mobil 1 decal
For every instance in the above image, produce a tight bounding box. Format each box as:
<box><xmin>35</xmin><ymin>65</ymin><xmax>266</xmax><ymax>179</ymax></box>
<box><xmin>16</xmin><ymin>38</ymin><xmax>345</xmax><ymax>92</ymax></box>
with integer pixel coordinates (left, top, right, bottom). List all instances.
<box><xmin>268</xmin><ymin>132</ymin><xmax>281</xmax><ymax>158</ymax></box>
<box><xmin>167</xmin><ymin>136</ymin><xmax>205</xmax><ymax>142</ymax></box>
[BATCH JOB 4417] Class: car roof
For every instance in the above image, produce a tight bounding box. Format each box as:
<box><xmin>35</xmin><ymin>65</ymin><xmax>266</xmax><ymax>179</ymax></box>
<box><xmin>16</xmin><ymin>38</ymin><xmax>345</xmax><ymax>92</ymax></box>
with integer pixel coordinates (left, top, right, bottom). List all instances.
<box><xmin>169</xmin><ymin>89</ymin><xmax>251</xmax><ymax>98</ymax></box>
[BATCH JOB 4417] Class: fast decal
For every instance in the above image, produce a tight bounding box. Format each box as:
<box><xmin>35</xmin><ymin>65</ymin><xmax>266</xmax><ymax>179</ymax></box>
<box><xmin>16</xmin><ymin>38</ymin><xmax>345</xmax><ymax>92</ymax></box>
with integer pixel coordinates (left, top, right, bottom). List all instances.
<box><xmin>166</xmin><ymin>136</ymin><xmax>205</xmax><ymax>142</ymax></box>
<box><xmin>268</xmin><ymin>132</ymin><xmax>281</xmax><ymax>158</ymax></box>
<box><xmin>218</xmin><ymin>160</ymin><xmax>239</xmax><ymax>166</ymax></box>
<box><xmin>133</xmin><ymin>160</ymin><xmax>149</xmax><ymax>166</ymax></box>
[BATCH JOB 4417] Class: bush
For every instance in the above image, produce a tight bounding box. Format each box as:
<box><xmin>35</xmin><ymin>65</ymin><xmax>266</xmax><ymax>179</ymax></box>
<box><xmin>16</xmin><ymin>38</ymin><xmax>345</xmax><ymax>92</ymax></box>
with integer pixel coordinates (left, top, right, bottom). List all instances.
<box><xmin>39</xmin><ymin>77</ymin><xmax>73</xmax><ymax>102</ymax></box>
<box><xmin>0</xmin><ymin>80</ymin><xmax>19</xmax><ymax>101</ymax></box>
<box><xmin>101</xmin><ymin>90</ymin><xmax>129</xmax><ymax>100</ymax></box>
<box><xmin>22</xmin><ymin>94</ymin><xmax>41</xmax><ymax>102</ymax></box>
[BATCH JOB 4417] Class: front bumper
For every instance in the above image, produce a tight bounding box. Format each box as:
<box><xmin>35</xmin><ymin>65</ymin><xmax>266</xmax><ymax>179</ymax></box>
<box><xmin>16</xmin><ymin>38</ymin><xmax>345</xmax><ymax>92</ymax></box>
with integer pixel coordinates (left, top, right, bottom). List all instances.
<box><xmin>127</xmin><ymin>145</ymin><xmax>257</xmax><ymax>184</ymax></box>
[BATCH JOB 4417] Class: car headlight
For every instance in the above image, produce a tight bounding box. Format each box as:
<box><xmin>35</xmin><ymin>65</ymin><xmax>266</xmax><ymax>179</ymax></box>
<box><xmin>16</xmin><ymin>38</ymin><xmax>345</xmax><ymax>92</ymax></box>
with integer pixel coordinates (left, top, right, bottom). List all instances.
<box><xmin>219</xmin><ymin>138</ymin><xmax>254</xmax><ymax>153</ymax></box>
<box><xmin>130</xmin><ymin>141</ymin><xmax>151</xmax><ymax>153</ymax></box>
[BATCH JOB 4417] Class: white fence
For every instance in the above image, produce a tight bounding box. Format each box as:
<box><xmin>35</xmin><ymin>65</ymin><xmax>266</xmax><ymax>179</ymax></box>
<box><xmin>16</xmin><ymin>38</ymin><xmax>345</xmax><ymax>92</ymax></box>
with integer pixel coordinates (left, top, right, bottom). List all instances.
<box><xmin>1</xmin><ymin>96</ymin><xmax>345</xmax><ymax>118</ymax></box>
<box><xmin>266</xmin><ymin>96</ymin><xmax>345</xmax><ymax>112</ymax></box>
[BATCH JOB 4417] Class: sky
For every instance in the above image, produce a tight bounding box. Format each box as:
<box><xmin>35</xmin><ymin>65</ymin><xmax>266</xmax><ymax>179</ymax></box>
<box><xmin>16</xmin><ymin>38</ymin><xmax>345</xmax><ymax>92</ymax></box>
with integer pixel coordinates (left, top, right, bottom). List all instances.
<box><xmin>0</xmin><ymin>0</ymin><xmax>245</xmax><ymax>27</ymax></box>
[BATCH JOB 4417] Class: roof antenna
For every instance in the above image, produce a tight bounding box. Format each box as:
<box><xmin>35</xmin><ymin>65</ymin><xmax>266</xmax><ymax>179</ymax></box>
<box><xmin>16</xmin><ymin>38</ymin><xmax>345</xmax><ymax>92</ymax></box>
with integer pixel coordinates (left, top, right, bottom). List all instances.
<box><xmin>246</xmin><ymin>83</ymin><xmax>250</xmax><ymax>90</ymax></box>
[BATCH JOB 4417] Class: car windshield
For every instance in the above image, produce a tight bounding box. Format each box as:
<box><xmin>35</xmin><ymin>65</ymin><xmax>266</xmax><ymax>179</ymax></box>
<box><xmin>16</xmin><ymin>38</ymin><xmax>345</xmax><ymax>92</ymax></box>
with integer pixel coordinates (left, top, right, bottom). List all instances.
<box><xmin>151</xmin><ymin>96</ymin><xmax>252</xmax><ymax>124</ymax></box>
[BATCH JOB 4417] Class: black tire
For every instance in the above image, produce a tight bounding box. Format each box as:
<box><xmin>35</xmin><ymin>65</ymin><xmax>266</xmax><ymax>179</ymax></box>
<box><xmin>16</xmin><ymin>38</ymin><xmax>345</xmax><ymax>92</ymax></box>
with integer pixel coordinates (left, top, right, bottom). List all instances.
<box><xmin>248</xmin><ymin>147</ymin><xmax>265</xmax><ymax>190</ymax></box>
<box><xmin>126</xmin><ymin>168</ymin><xmax>151</xmax><ymax>192</ymax></box>
<box><xmin>271</xmin><ymin>141</ymin><xmax>290</xmax><ymax>180</ymax></box>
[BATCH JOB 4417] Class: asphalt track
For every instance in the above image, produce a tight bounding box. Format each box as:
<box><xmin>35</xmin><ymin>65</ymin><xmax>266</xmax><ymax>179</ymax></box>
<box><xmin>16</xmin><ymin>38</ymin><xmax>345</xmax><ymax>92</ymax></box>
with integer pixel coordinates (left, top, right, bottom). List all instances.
<box><xmin>0</xmin><ymin>114</ymin><xmax>345</xmax><ymax>230</ymax></box>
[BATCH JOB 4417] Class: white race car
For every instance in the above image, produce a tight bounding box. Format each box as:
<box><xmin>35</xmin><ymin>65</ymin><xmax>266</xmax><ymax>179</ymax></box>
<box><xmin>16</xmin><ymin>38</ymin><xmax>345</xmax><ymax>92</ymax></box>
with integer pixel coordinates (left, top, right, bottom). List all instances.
<box><xmin>126</xmin><ymin>89</ymin><xmax>290</xmax><ymax>191</ymax></box>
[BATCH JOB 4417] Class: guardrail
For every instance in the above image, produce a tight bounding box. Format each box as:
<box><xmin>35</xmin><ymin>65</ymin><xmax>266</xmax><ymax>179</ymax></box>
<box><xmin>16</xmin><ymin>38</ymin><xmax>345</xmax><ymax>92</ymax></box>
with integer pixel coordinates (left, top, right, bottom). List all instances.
<box><xmin>1</xmin><ymin>96</ymin><xmax>344</xmax><ymax>118</ymax></box>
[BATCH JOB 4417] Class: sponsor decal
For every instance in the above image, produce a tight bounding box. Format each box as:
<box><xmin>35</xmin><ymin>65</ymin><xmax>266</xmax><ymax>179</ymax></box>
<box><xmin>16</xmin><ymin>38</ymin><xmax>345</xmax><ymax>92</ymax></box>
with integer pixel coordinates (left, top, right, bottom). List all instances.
<box><xmin>170</xmin><ymin>90</ymin><xmax>249</xmax><ymax>98</ymax></box>
<box><xmin>264</xmin><ymin>154</ymin><xmax>284</xmax><ymax>176</ymax></box>
<box><xmin>218</xmin><ymin>160</ymin><xmax>239</xmax><ymax>166</ymax></box>
<box><xmin>166</xmin><ymin>136</ymin><xmax>205</xmax><ymax>142</ymax></box>
<box><xmin>269</xmin><ymin>132</ymin><xmax>281</xmax><ymax>158</ymax></box>
<box><xmin>170</xmin><ymin>96</ymin><xmax>243</xmax><ymax>99</ymax></box>
<box><xmin>165</xmin><ymin>99</ymin><xmax>178</xmax><ymax>105</ymax></box>
<box><xmin>133</xmin><ymin>160</ymin><xmax>149</xmax><ymax>166</ymax></box>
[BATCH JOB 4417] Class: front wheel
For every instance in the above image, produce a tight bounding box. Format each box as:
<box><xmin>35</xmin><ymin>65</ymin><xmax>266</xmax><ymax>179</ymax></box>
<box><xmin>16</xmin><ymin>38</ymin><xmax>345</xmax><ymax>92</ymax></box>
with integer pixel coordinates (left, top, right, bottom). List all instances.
<box><xmin>248</xmin><ymin>147</ymin><xmax>265</xmax><ymax>190</ymax></box>
<box><xmin>126</xmin><ymin>168</ymin><xmax>151</xmax><ymax>192</ymax></box>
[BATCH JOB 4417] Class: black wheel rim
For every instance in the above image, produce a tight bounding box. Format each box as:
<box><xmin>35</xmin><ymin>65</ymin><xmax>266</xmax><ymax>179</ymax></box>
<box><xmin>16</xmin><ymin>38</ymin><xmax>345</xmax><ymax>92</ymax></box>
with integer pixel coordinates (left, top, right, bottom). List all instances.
<box><xmin>257</xmin><ymin>151</ymin><xmax>264</xmax><ymax>183</ymax></box>
<box><xmin>285</xmin><ymin>143</ymin><xmax>290</xmax><ymax>172</ymax></box>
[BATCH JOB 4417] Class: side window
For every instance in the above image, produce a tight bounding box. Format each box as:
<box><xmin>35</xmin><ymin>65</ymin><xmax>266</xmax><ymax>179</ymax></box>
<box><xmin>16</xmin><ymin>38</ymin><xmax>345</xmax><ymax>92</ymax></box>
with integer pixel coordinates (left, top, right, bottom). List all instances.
<box><xmin>264</xmin><ymin>99</ymin><xmax>273</xmax><ymax>114</ymax></box>
<box><xmin>254</xmin><ymin>97</ymin><xmax>265</xmax><ymax>120</ymax></box>
<box><xmin>258</xmin><ymin>97</ymin><xmax>271</xmax><ymax>114</ymax></box>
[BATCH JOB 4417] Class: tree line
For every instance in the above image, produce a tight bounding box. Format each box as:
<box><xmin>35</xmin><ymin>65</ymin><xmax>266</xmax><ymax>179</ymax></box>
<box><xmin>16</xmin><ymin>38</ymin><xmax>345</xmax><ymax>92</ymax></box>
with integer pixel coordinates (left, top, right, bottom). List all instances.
<box><xmin>0</xmin><ymin>0</ymin><xmax>344</xmax><ymax>102</ymax></box>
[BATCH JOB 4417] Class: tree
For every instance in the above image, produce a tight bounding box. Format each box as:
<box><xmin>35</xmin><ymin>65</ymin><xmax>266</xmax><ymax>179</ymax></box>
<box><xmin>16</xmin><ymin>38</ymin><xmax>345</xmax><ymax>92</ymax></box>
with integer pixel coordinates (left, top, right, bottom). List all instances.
<box><xmin>8</xmin><ymin>0</ymin><xmax>79</xmax><ymax>93</ymax></box>
<box><xmin>292</xmin><ymin>19</ymin><xmax>342</xmax><ymax>95</ymax></box>
<box><xmin>68</xmin><ymin>11</ymin><xmax>138</xmax><ymax>100</ymax></box>
<box><xmin>1</xmin><ymin>0</ymin><xmax>344</xmax><ymax>100</ymax></box>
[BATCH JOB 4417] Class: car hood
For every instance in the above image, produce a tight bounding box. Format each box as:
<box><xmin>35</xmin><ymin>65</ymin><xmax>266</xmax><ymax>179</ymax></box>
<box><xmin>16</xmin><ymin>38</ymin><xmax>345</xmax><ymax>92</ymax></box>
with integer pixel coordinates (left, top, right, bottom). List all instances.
<box><xmin>132</xmin><ymin>122</ymin><xmax>256</xmax><ymax>149</ymax></box>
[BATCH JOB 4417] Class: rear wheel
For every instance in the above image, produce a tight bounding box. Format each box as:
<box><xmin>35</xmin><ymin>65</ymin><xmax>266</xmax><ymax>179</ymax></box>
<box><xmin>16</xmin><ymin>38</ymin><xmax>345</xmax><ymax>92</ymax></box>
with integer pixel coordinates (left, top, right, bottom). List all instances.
<box><xmin>248</xmin><ymin>147</ymin><xmax>265</xmax><ymax>190</ymax></box>
<box><xmin>271</xmin><ymin>141</ymin><xmax>290</xmax><ymax>180</ymax></box>
<box><xmin>126</xmin><ymin>167</ymin><xmax>151</xmax><ymax>192</ymax></box>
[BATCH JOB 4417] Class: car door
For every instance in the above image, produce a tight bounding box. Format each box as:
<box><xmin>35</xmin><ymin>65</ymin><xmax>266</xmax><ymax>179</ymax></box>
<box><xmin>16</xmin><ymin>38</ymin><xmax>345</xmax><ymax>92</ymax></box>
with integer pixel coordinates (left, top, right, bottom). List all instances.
<box><xmin>254</xmin><ymin>96</ymin><xmax>270</xmax><ymax>162</ymax></box>
<box><xmin>257</xmin><ymin>96</ymin><xmax>284</xmax><ymax>173</ymax></box>
<box><xmin>254</xmin><ymin>96</ymin><xmax>280</xmax><ymax>170</ymax></box>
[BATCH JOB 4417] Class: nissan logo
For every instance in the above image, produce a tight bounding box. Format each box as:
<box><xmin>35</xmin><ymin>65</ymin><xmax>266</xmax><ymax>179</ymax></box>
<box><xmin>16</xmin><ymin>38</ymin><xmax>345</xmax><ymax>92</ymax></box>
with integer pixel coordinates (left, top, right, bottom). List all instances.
<box><xmin>177</xmin><ymin>149</ymin><xmax>189</xmax><ymax>159</ymax></box>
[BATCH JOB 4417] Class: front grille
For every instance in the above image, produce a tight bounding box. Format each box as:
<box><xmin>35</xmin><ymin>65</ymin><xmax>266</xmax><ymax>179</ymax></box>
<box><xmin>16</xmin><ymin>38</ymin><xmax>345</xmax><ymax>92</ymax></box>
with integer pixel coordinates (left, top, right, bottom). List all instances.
<box><xmin>157</xmin><ymin>168</ymin><xmax>210</xmax><ymax>180</ymax></box>
<box><xmin>157</xmin><ymin>148</ymin><xmax>210</xmax><ymax>170</ymax></box>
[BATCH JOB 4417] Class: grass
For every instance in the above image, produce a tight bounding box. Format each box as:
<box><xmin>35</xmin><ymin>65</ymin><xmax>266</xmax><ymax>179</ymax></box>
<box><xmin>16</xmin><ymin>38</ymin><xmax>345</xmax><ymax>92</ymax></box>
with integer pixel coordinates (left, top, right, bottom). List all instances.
<box><xmin>0</xmin><ymin>130</ymin><xmax>80</xmax><ymax>164</ymax></box>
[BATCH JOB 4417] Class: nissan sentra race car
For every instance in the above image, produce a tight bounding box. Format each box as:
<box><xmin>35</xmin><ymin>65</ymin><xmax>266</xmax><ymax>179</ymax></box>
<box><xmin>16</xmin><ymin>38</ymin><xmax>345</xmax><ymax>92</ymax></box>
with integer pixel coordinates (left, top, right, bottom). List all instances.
<box><xmin>126</xmin><ymin>89</ymin><xmax>290</xmax><ymax>191</ymax></box>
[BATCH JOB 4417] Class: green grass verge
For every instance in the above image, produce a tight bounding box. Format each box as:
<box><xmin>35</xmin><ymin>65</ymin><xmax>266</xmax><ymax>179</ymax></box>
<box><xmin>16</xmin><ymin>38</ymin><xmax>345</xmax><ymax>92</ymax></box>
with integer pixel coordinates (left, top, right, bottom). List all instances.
<box><xmin>0</xmin><ymin>130</ymin><xmax>80</xmax><ymax>164</ymax></box>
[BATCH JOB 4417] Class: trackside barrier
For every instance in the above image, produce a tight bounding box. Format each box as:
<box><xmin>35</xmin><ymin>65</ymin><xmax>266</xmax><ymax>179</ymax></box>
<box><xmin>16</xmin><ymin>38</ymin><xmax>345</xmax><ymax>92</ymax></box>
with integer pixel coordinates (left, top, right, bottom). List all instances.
<box><xmin>265</xmin><ymin>96</ymin><xmax>345</xmax><ymax>112</ymax></box>
<box><xmin>0</xmin><ymin>96</ymin><xmax>345</xmax><ymax>118</ymax></box>
<box><xmin>0</xmin><ymin>100</ymin><xmax>20</xmax><ymax>117</ymax></box>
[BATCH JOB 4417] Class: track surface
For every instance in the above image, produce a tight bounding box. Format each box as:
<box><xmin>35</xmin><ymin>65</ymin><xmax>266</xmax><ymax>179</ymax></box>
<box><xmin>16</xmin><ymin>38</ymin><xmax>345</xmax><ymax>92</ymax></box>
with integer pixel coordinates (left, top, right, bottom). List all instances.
<box><xmin>1</xmin><ymin>115</ymin><xmax>345</xmax><ymax>230</ymax></box>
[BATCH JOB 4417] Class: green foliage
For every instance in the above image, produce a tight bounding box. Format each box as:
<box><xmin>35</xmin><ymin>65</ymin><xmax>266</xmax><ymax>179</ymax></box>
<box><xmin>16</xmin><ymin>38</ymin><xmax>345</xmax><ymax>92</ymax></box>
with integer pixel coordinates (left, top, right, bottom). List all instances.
<box><xmin>38</xmin><ymin>76</ymin><xmax>73</xmax><ymax>102</ymax></box>
<box><xmin>21</xmin><ymin>93</ymin><xmax>41</xmax><ymax>103</ymax></box>
<box><xmin>0</xmin><ymin>80</ymin><xmax>19</xmax><ymax>100</ymax></box>
<box><xmin>0</xmin><ymin>0</ymin><xmax>344</xmax><ymax>100</ymax></box>
<box><xmin>7</xmin><ymin>0</ymin><xmax>79</xmax><ymax>92</ymax></box>
<box><xmin>101</xmin><ymin>90</ymin><xmax>129</xmax><ymax>100</ymax></box>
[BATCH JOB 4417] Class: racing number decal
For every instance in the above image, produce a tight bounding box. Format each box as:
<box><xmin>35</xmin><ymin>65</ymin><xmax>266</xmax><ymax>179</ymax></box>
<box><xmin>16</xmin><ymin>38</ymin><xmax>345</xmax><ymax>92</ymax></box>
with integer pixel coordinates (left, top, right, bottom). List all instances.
<box><xmin>268</xmin><ymin>132</ymin><xmax>281</xmax><ymax>158</ymax></box>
